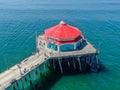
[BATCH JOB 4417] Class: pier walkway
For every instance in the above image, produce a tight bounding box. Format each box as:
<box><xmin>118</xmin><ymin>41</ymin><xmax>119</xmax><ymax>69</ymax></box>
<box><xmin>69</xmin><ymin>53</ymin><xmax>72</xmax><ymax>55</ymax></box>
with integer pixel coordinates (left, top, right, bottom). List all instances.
<box><xmin>0</xmin><ymin>51</ymin><xmax>48</xmax><ymax>89</ymax></box>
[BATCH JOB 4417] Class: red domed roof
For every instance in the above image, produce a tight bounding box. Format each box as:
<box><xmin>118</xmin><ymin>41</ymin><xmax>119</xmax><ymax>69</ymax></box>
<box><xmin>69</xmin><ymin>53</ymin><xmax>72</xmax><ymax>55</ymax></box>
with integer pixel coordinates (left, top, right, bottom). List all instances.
<box><xmin>44</xmin><ymin>21</ymin><xmax>82</xmax><ymax>41</ymax></box>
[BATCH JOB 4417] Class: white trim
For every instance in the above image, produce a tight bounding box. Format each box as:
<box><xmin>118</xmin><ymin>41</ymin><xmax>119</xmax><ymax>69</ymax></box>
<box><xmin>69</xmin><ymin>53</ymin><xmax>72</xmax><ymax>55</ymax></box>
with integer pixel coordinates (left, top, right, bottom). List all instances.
<box><xmin>58</xmin><ymin>45</ymin><xmax>60</xmax><ymax>51</ymax></box>
<box><xmin>74</xmin><ymin>43</ymin><xmax>76</xmax><ymax>50</ymax></box>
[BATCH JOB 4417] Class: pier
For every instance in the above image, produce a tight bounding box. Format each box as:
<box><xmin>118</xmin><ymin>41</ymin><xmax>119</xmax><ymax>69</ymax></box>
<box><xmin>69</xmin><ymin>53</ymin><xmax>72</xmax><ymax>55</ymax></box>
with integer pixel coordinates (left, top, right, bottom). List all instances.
<box><xmin>0</xmin><ymin>21</ymin><xmax>100</xmax><ymax>90</ymax></box>
<box><xmin>36</xmin><ymin>34</ymin><xmax>99</xmax><ymax>73</ymax></box>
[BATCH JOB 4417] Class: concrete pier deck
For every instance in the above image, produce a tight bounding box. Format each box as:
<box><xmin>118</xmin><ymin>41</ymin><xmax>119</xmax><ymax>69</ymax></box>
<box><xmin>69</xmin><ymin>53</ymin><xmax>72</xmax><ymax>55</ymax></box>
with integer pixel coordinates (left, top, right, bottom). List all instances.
<box><xmin>37</xmin><ymin>35</ymin><xmax>98</xmax><ymax>58</ymax></box>
<box><xmin>0</xmin><ymin>34</ymin><xmax>97</xmax><ymax>89</ymax></box>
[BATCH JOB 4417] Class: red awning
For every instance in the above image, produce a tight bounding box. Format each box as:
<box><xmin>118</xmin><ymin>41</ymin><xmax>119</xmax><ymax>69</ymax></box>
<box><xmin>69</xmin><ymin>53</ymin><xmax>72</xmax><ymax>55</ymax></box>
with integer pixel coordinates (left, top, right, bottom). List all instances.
<box><xmin>44</xmin><ymin>21</ymin><xmax>82</xmax><ymax>41</ymax></box>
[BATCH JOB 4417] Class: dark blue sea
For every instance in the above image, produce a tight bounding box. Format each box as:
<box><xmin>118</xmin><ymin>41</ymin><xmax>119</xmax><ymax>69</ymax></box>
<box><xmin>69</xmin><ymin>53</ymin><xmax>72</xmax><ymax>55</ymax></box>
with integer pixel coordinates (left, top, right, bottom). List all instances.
<box><xmin>0</xmin><ymin>0</ymin><xmax>120</xmax><ymax>90</ymax></box>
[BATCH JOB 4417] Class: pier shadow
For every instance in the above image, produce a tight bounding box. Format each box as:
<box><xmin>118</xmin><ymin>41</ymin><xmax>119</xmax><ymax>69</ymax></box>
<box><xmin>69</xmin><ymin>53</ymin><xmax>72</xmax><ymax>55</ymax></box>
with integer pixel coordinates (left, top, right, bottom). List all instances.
<box><xmin>61</xmin><ymin>59</ymin><xmax>108</xmax><ymax>76</ymax></box>
<box><xmin>26</xmin><ymin>60</ymin><xmax>108</xmax><ymax>90</ymax></box>
<box><xmin>30</xmin><ymin>71</ymin><xmax>62</xmax><ymax>90</ymax></box>
<box><xmin>30</xmin><ymin>62</ymin><xmax>107</xmax><ymax>90</ymax></box>
<box><xmin>98</xmin><ymin>61</ymin><xmax>108</xmax><ymax>73</ymax></box>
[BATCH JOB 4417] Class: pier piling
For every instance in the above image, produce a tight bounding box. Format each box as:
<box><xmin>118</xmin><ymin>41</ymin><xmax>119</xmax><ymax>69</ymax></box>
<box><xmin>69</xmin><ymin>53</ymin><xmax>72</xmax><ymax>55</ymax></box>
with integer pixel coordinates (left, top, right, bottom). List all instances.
<box><xmin>58</xmin><ymin>59</ymin><xmax>63</xmax><ymax>74</ymax></box>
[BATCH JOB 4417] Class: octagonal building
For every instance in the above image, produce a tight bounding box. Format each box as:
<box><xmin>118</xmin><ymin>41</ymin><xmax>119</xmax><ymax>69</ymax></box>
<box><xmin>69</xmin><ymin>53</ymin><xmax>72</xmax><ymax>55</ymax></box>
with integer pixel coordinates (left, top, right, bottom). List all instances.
<box><xmin>44</xmin><ymin>21</ymin><xmax>83</xmax><ymax>51</ymax></box>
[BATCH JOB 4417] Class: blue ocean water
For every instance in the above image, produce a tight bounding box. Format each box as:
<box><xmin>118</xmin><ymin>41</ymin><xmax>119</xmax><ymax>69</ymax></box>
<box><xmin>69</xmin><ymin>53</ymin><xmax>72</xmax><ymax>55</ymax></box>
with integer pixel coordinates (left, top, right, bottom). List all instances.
<box><xmin>0</xmin><ymin>0</ymin><xmax>120</xmax><ymax>90</ymax></box>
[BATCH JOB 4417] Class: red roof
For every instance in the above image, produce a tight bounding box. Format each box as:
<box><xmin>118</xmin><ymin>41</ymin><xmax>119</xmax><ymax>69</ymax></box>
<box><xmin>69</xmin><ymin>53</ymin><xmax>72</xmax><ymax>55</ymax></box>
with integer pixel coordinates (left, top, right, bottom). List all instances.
<box><xmin>44</xmin><ymin>21</ymin><xmax>82</xmax><ymax>42</ymax></box>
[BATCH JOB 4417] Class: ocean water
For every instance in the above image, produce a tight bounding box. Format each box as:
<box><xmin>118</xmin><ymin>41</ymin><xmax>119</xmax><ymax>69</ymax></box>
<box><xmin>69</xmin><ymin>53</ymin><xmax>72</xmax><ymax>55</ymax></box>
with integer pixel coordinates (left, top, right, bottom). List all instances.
<box><xmin>0</xmin><ymin>0</ymin><xmax>120</xmax><ymax>90</ymax></box>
